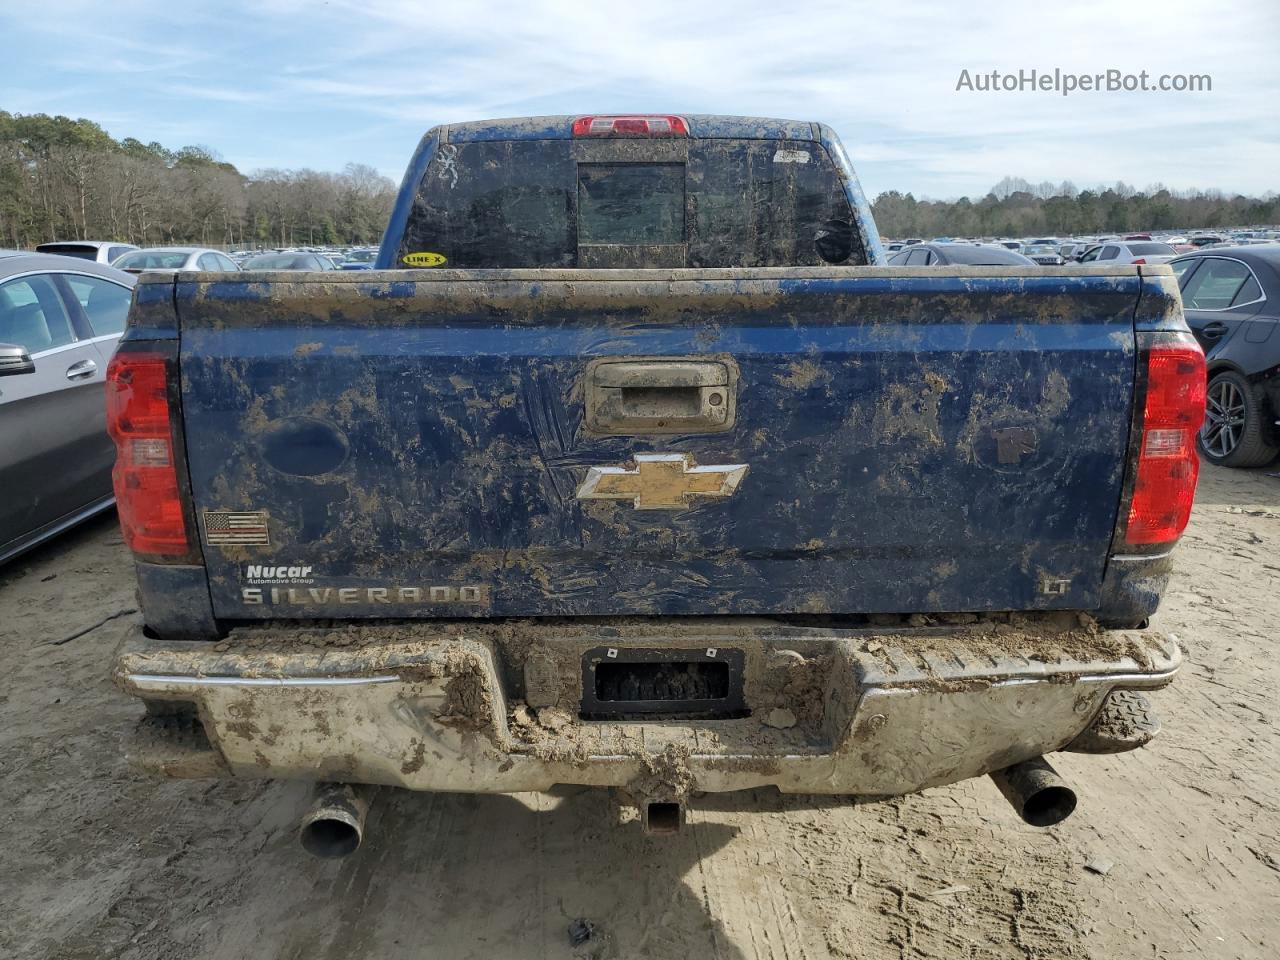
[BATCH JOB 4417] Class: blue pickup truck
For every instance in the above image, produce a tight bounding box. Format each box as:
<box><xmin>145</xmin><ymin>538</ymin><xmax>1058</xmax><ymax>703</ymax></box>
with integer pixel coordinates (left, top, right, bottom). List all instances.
<box><xmin>109</xmin><ymin>115</ymin><xmax>1205</xmax><ymax>854</ymax></box>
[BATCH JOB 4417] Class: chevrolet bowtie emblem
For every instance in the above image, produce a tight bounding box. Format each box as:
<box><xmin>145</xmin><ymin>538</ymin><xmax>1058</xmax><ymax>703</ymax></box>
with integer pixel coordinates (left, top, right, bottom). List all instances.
<box><xmin>576</xmin><ymin>454</ymin><xmax>748</xmax><ymax>510</ymax></box>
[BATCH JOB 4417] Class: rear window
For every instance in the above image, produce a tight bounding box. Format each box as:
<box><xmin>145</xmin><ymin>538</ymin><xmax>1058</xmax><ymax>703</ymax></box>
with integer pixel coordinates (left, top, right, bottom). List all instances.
<box><xmin>942</xmin><ymin>245</ymin><xmax>1031</xmax><ymax>265</ymax></box>
<box><xmin>245</xmin><ymin>254</ymin><xmax>311</xmax><ymax>270</ymax></box>
<box><xmin>116</xmin><ymin>251</ymin><xmax>190</xmax><ymax>270</ymax></box>
<box><xmin>578</xmin><ymin>164</ymin><xmax>685</xmax><ymax>245</ymax></box>
<box><xmin>34</xmin><ymin>243</ymin><xmax>97</xmax><ymax>260</ymax></box>
<box><xmin>397</xmin><ymin>138</ymin><xmax>865</xmax><ymax>268</ymax></box>
<box><xmin>1127</xmin><ymin>242</ymin><xmax>1176</xmax><ymax>256</ymax></box>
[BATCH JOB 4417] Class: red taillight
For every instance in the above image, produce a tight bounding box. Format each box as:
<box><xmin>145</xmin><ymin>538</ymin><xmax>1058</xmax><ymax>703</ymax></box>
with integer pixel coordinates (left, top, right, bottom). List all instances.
<box><xmin>106</xmin><ymin>349</ymin><xmax>192</xmax><ymax>558</ymax></box>
<box><xmin>1124</xmin><ymin>339</ymin><xmax>1206</xmax><ymax>546</ymax></box>
<box><xmin>571</xmin><ymin>115</ymin><xmax>689</xmax><ymax>137</ymax></box>
<box><xmin>1131</xmin><ymin>258</ymin><xmax>1147</xmax><ymax>265</ymax></box>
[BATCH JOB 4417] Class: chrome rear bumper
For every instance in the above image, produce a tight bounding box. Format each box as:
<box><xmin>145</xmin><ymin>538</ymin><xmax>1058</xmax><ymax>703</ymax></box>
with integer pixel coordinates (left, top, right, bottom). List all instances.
<box><xmin>114</xmin><ymin>619</ymin><xmax>1180</xmax><ymax>798</ymax></box>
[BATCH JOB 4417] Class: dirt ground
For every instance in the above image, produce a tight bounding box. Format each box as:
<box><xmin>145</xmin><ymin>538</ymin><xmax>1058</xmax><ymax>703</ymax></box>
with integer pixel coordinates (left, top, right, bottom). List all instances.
<box><xmin>0</xmin><ymin>462</ymin><xmax>1276</xmax><ymax>960</ymax></box>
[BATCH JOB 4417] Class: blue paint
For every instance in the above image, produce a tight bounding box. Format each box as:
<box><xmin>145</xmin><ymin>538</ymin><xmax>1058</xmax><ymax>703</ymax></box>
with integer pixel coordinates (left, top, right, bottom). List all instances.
<box><xmin>175</xmin><ymin>275</ymin><xmax>1142</xmax><ymax>621</ymax></box>
<box><xmin>375</xmin><ymin>128</ymin><xmax>440</xmax><ymax>269</ymax></box>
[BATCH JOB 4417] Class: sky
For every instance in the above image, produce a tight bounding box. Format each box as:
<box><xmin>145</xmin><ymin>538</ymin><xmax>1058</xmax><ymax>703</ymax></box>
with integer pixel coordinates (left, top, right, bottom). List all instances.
<box><xmin>1</xmin><ymin>0</ymin><xmax>1276</xmax><ymax>200</ymax></box>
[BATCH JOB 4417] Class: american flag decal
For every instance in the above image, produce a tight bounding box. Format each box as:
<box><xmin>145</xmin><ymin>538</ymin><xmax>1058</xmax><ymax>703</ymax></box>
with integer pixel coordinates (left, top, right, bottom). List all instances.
<box><xmin>203</xmin><ymin>511</ymin><xmax>271</xmax><ymax>546</ymax></box>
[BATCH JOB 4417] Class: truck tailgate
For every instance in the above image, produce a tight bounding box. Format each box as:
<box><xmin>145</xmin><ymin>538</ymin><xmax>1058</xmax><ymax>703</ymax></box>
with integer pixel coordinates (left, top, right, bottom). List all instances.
<box><xmin>175</xmin><ymin>267</ymin><xmax>1138</xmax><ymax>620</ymax></box>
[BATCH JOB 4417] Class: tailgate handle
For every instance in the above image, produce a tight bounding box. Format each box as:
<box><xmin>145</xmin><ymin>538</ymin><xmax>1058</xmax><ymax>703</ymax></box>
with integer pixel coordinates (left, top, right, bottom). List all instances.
<box><xmin>584</xmin><ymin>358</ymin><xmax>738</xmax><ymax>435</ymax></box>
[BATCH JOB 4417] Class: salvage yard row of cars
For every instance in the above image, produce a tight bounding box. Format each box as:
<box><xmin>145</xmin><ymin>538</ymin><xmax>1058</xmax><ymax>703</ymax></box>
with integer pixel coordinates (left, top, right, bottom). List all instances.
<box><xmin>29</xmin><ymin>240</ymin><xmax>382</xmax><ymax>272</ymax></box>
<box><xmin>884</xmin><ymin>230</ymin><xmax>1280</xmax><ymax>265</ymax></box>
<box><xmin>2</xmin><ymin>230</ymin><xmax>1279</xmax><ymax>570</ymax></box>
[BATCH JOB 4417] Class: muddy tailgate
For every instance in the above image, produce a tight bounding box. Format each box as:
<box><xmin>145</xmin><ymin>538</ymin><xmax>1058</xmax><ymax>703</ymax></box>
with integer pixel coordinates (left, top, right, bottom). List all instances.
<box><xmin>174</xmin><ymin>266</ymin><xmax>1138</xmax><ymax>620</ymax></box>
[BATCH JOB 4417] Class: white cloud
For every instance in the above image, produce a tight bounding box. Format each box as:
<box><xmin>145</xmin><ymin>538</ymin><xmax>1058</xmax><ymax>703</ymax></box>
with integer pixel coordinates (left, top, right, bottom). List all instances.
<box><xmin>0</xmin><ymin>0</ymin><xmax>1275</xmax><ymax>197</ymax></box>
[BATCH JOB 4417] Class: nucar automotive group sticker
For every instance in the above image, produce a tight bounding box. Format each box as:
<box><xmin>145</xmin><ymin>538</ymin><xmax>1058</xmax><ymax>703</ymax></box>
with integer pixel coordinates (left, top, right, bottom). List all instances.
<box><xmin>403</xmin><ymin>251</ymin><xmax>447</xmax><ymax>267</ymax></box>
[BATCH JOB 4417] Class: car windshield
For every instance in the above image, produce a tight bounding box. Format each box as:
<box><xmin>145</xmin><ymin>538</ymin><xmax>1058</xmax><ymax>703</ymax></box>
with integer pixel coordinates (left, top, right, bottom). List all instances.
<box><xmin>1127</xmin><ymin>242</ymin><xmax>1176</xmax><ymax>256</ymax></box>
<box><xmin>115</xmin><ymin>251</ymin><xmax>190</xmax><ymax>269</ymax></box>
<box><xmin>245</xmin><ymin>254</ymin><xmax>311</xmax><ymax>269</ymax></box>
<box><xmin>345</xmin><ymin>249</ymin><xmax>377</xmax><ymax>263</ymax></box>
<box><xmin>1023</xmin><ymin>245</ymin><xmax>1054</xmax><ymax>255</ymax></box>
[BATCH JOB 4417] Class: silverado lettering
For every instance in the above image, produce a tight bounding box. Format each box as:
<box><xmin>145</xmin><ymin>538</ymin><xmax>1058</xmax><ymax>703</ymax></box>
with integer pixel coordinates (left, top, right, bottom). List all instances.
<box><xmin>241</xmin><ymin>585</ymin><xmax>487</xmax><ymax>604</ymax></box>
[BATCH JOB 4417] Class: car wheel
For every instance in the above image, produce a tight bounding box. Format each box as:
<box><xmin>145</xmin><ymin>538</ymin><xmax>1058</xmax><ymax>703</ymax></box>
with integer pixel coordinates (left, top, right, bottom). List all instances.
<box><xmin>1198</xmin><ymin>370</ymin><xmax>1279</xmax><ymax>467</ymax></box>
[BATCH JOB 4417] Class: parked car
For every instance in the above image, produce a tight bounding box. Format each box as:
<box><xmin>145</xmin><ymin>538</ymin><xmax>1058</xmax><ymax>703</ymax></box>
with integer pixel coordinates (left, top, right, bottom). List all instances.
<box><xmin>1077</xmin><ymin>241</ymin><xmax>1177</xmax><ymax>265</ymax></box>
<box><xmin>1022</xmin><ymin>244</ymin><xmax>1066</xmax><ymax>266</ymax></box>
<box><xmin>35</xmin><ymin>241</ymin><xmax>138</xmax><ymax>264</ymax></box>
<box><xmin>887</xmin><ymin>242</ymin><xmax>1036</xmax><ymax>266</ymax></box>
<box><xmin>110</xmin><ymin>114</ymin><xmax>1197</xmax><ymax>855</ymax></box>
<box><xmin>112</xmin><ymin>247</ymin><xmax>240</xmax><ymax>274</ymax></box>
<box><xmin>1123</xmin><ymin>234</ymin><xmax>1152</xmax><ymax>242</ymax></box>
<box><xmin>242</xmin><ymin>252</ymin><xmax>339</xmax><ymax>271</ymax></box>
<box><xmin>1170</xmin><ymin>246</ymin><xmax>1280</xmax><ymax>466</ymax></box>
<box><xmin>1058</xmin><ymin>241</ymin><xmax>1089</xmax><ymax>260</ymax></box>
<box><xmin>340</xmin><ymin>248</ymin><xmax>379</xmax><ymax>270</ymax></box>
<box><xmin>1188</xmin><ymin>236</ymin><xmax>1223</xmax><ymax>248</ymax></box>
<box><xmin>0</xmin><ymin>252</ymin><xmax>136</xmax><ymax>563</ymax></box>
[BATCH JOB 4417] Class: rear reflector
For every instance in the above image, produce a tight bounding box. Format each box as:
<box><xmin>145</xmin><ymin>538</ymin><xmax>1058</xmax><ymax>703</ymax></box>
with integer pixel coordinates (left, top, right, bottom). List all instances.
<box><xmin>106</xmin><ymin>347</ymin><xmax>193</xmax><ymax>559</ymax></box>
<box><xmin>572</xmin><ymin>115</ymin><xmax>689</xmax><ymax>137</ymax></box>
<box><xmin>1124</xmin><ymin>336</ymin><xmax>1206</xmax><ymax>546</ymax></box>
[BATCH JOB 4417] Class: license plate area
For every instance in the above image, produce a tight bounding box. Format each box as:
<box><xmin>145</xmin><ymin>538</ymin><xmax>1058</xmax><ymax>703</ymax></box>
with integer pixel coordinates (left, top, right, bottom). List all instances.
<box><xmin>580</xmin><ymin>646</ymin><xmax>748</xmax><ymax>719</ymax></box>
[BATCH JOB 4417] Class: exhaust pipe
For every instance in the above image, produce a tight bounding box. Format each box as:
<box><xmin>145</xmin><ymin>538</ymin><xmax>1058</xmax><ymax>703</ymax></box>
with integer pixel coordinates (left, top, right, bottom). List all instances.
<box><xmin>299</xmin><ymin>782</ymin><xmax>377</xmax><ymax>858</ymax></box>
<box><xmin>989</xmin><ymin>757</ymin><xmax>1077</xmax><ymax>827</ymax></box>
<box><xmin>643</xmin><ymin>801</ymin><xmax>683</xmax><ymax>835</ymax></box>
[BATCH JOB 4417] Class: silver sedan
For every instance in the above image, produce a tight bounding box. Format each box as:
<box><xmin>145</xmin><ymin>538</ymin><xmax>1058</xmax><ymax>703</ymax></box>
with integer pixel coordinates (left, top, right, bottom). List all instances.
<box><xmin>0</xmin><ymin>253</ymin><xmax>136</xmax><ymax>563</ymax></box>
<box><xmin>1076</xmin><ymin>241</ymin><xmax>1179</xmax><ymax>265</ymax></box>
<box><xmin>112</xmin><ymin>247</ymin><xmax>240</xmax><ymax>273</ymax></box>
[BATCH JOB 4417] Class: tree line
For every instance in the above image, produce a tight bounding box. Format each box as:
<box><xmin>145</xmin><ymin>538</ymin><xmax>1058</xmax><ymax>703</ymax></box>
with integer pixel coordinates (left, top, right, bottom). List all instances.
<box><xmin>3</xmin><ymin>111</ymin><xmax>1275</xmax><ymax>249</ymax></box>
<box><xmin>871</xmin><ymin>176</ymin><xmax>1280</xmax><ymax>240</ymax></box>
<box><xmin>0</xmin><ymin>110</ymin><xmax>397</xmax><ymax>250</ymax></box>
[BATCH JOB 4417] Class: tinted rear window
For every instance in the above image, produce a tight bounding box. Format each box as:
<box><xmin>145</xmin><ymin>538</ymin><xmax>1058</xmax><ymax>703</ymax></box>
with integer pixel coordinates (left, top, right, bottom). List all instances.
<box><xmin>397</xmin><ymin>138</ymin><xmax>864</xmax><ymax>268</ymax></box>
<box><xmin>578</xmin><ymin>164</ymin><xmax>685</xmax><ymax>245</ymax></box>
<box><xmin>116</xmin><ymin>251</ymin><xmax>190</xmax><ymax>270</ymax></box>
<box><xmin>245</xmin><ymin>254</ymin><xmax>311</xmax><ymax>269</ymax></box>
<box><xmin>940</xmin><ymin>245</ymin><xmax>1030</xmax><ymax>265</ymax></box>
<box><xmin>35</xmin><ymin>244</ymin><xmax>97</xmax><ymax>260</ymax></box>
<box><xmin>1127</xmin><ymin>242</ymin><xmax>1176</xmax><ymax>255</ymax></box>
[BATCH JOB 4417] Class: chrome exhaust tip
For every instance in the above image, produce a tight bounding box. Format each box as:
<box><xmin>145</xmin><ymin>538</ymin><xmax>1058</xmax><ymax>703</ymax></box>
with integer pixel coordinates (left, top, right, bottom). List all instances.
<box><xmin>299</xmin><ymin>783</ymin><xmax>377</xmax><ymax>858</ymax></box>
<box><xmin>989</xmin><ymin>757</ymin><xmax>1077</xmax><ymax>827</ymax></box>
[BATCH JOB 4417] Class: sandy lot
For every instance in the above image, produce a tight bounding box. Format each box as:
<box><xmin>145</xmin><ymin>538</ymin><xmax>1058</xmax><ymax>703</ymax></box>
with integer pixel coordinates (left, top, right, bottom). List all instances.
<box><xmin>0</xmin><ymin>462</ymin><xmax>1276</xmax><ymax>960</ymax></box>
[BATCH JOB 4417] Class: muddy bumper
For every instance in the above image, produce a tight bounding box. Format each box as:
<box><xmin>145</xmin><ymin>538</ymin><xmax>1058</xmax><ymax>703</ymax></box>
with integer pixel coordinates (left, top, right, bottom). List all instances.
<box><xmin>114</xmin><ymin>619</ymin><xmax>1180</xmax><ymax>797</ymax></box>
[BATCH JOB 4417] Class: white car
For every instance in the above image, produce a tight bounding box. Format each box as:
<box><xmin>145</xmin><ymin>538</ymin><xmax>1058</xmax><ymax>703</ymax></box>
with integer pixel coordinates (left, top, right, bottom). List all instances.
<box><xmin>112</xmin><ymin>247</ymin><xmax>240</xmax><ymax>273</ymax></box>
<box><xmin>1077</xmin><ymin>241</ymin><xmax>1178</xmax><ymax>265</ymax></box>
<box><xmin>35</xmin><ymin>240</ymin><xmax>138</xmax><ymax>264</ymax></box>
